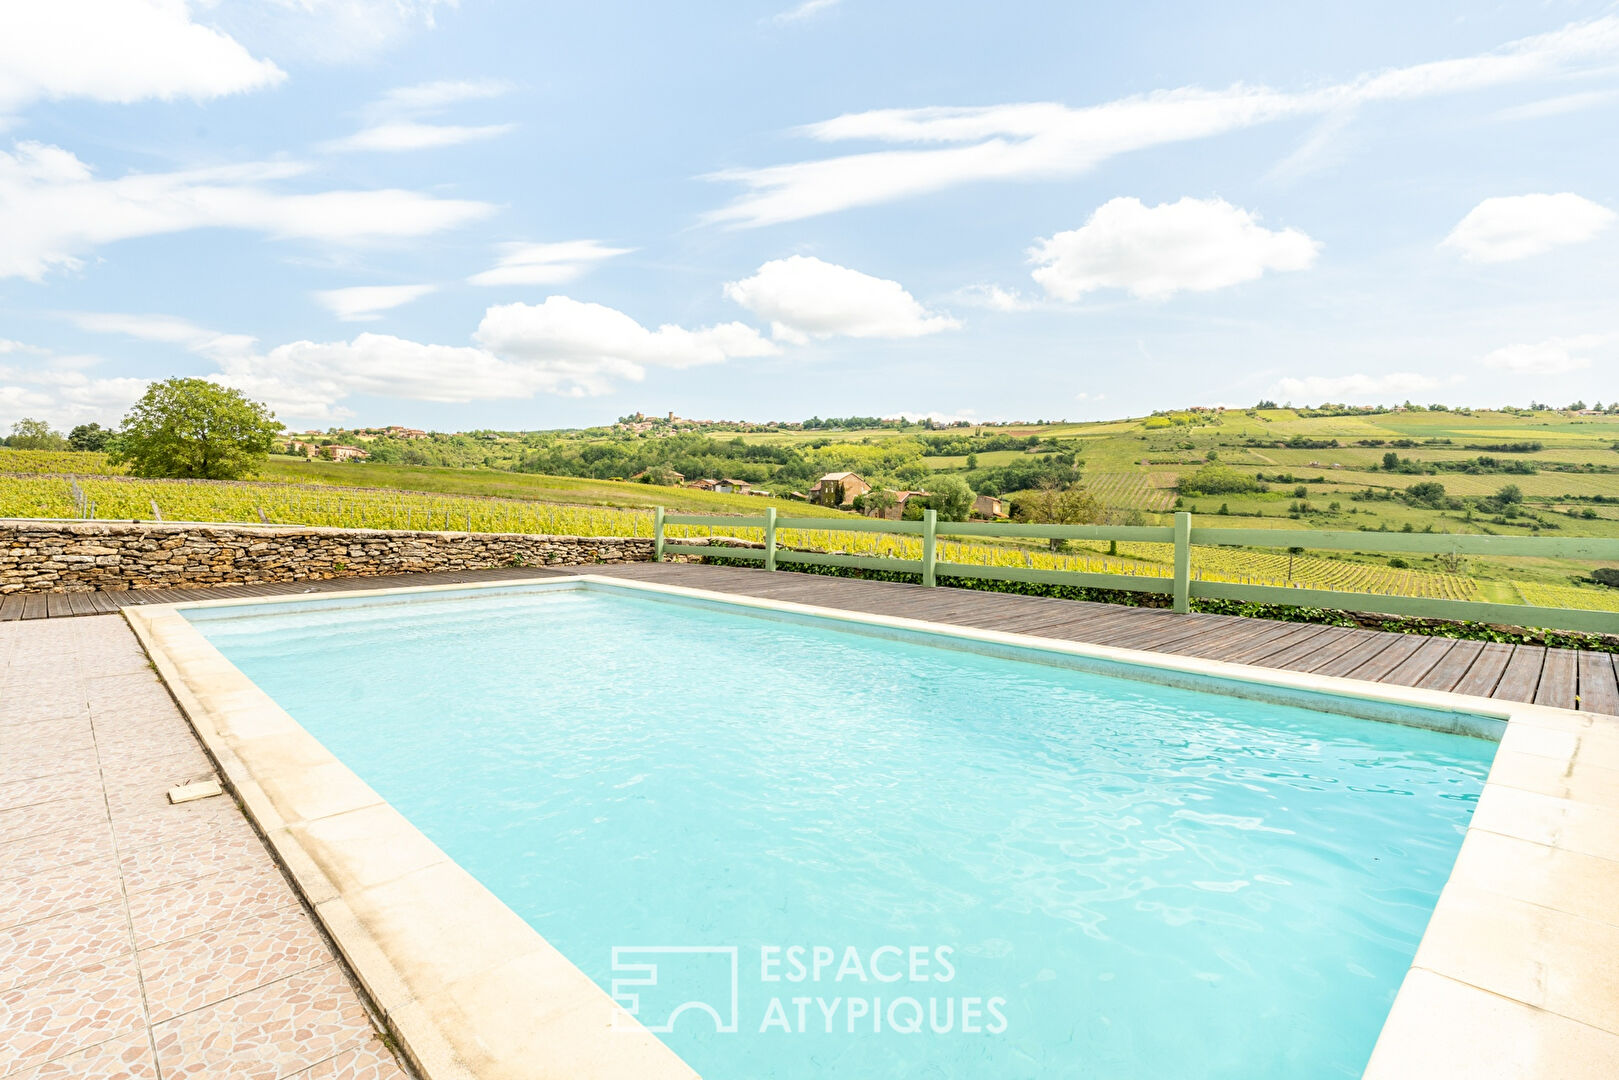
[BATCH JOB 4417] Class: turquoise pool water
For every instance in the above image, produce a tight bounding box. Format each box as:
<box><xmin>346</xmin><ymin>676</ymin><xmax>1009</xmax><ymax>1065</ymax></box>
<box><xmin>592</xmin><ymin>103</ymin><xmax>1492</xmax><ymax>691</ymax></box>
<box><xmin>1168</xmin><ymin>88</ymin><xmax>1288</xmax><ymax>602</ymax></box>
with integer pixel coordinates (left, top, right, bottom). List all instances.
<box><xmin>187</xmin><ymin>584</ymin><xmax>1495</xmax><ymax>1079</ymax></box>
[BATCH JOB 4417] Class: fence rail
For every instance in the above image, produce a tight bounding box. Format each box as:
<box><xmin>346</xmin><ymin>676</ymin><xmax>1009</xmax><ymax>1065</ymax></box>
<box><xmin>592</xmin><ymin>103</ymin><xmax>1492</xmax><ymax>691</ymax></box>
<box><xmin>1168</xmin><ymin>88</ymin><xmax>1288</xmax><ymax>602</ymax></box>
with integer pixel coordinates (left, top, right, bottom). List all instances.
<box><xmin>653</xmin><ymin>507</ymin><xmax>1619</xmax><ymax>636</ymax></box>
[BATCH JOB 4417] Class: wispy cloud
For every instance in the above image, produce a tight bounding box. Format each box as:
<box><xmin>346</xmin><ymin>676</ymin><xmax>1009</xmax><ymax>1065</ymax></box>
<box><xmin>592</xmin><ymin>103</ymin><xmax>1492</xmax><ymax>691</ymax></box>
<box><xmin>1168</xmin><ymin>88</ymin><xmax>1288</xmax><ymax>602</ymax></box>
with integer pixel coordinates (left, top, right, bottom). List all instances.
<box><xmin>773</xmin><ymin>0</ymin><xmax>843</xmax><ymax>24</ymax></box>
<box><xmin>314</xmin><ymin>284</ymin><xmax>437</xmax><ymax>321</ymax></box>
<box><xmin>320</xmin><ymin>121</ymin><xmax>515</xmax><ymax>153</ymax></box>
<box><xmin>467</xmin><ymin>240</ymin><xmax>632</xmax><ymax>286</ymax></box>
<box><xmin>320</xmin><ymin>78</ymin><xmax>517</xmax><ymax>153</ymax></box>
<box><xmin>1269</xmin><ymin>372</ymin><xmax>1443</xmax><ymax>403</ymax></box>
<box><xmin>706</xmin><ymin>17</ymin><xmax>1619</xmax><ymax>226</ymax></box>
<box><xmin>0</xmin><ymin>142</ymin><xmax>495</xmax><ymax>280</ymax></box>
<box><xmin>1482</xmin><ymin>335</ymin><xmax>1609</xmax><ymax>374</ymax></box>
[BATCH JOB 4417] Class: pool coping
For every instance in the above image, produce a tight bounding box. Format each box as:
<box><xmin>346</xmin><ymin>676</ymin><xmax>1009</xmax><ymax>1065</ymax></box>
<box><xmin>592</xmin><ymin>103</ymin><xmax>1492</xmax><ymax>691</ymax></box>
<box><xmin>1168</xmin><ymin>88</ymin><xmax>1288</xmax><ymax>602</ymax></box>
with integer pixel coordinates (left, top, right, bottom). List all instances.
<box><xmin>121</xmin><ymin>573</ymin><xmax>1619</xmax><ymax>1079</ymax></box>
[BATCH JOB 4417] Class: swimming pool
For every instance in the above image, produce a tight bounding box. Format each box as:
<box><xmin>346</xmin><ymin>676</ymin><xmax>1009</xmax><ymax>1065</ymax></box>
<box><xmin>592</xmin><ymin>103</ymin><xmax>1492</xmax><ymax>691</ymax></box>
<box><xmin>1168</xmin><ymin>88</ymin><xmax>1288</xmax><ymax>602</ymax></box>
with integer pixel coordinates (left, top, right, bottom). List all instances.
<box><xmin>182</xmin><ymin>581</ymin><xmax>1496</xmax><ymax>1079</ymax></box>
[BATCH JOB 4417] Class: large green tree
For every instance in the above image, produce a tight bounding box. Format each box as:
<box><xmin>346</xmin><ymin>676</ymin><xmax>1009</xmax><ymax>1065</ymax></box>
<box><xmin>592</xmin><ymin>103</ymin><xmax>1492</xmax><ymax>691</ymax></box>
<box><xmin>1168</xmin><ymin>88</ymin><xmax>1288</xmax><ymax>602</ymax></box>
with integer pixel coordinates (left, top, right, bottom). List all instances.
<box><xmin>109</xmin><ymin>378</ymin><xmax>281</xmax><ymax>479</ymax></box>
<box><xmin>5</xmin><ymin>418</ymin><xmax>66</xmax><ymax>450</ymax></box>
<box><xmin>68</xmin><ymin>422</ymin><xmax>111</xmax><ymax>452</ymax></box>
<box><xmin>926</xmin><ymin>474</ymin><xmax>976</xmax><ymax>522</ymax></box>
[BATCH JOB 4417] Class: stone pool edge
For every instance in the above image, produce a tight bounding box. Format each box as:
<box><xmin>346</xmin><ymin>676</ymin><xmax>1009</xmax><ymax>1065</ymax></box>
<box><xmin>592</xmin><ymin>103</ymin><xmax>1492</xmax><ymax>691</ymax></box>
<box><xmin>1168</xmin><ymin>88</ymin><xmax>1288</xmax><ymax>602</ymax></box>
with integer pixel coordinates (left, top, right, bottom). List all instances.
<box><xmin>130</xmin><ymin>574</ymin><xmax>1619</xmax><ymax>1079</ymax></box>
<box><xmin>121</xmin><ymin>585</ymin><xmax>700</xmax><ymax>1080</ymax></box>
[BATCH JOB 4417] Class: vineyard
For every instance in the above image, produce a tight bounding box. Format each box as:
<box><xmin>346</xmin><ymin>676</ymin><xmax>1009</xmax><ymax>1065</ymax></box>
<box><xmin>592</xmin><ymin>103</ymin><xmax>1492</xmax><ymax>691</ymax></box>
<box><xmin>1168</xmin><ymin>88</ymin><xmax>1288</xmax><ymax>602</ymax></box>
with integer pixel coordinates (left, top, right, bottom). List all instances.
<box><xmin>3</xmin><ymin>463</ymin><xmax>1616</xmax><ymax>613</ymax></box>
<box><xmin>1513</xmin><ymin>582</ymin><xmax>1619</xmax><ymax>614</ymax></box>
<box><xmin>1084</xmin><ymin>472</ymin><xmax>1179</xmax><ymax>512</ymax></box>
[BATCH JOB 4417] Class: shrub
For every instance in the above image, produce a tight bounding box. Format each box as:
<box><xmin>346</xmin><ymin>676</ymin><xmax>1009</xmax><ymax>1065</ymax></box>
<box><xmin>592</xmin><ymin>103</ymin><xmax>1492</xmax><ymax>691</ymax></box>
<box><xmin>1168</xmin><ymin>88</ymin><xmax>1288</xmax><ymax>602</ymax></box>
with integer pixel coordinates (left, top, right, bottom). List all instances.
<box><xmin>1178</xmin><ymin>464</ymin><xmax>1266</xmax><ymax>496</ymax></box>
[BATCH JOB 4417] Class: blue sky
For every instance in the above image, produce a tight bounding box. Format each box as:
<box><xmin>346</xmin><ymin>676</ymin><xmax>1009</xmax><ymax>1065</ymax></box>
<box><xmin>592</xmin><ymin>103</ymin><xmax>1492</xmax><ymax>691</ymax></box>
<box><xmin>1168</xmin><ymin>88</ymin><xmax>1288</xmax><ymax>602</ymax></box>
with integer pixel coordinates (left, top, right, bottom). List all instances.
<box><xmin>1</xmin><ymin>0</ymin><xmax>1616</xmax><ymax>431</ymax></box>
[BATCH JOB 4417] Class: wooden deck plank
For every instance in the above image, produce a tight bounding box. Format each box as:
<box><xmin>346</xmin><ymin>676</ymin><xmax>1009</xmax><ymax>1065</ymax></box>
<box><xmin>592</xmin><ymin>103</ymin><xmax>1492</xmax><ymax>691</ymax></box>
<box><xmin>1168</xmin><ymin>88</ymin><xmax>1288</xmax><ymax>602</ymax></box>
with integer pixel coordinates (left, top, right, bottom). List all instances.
<box><xmin>20</xmin><ymin>593</ymin><xmax>48</xmax><ymax>620</ymax></box>
<box><xmin>0</xmin><ymin>593</ymin><xmax>24</xmax><ymax>621</ymax></box>
<box><xmin>1533</xmin><ymin>649</ymin><xmax>1579</xmax><ymax>711</ymax></box>
<box><xmin>1260</xmin><ymin>627</ymin><xmax>1366</xmax><ymax>672</ymax></box>
<box><xmin>1578</xmin><ymin>651</ymin><xmax>1619</xmax><ymax>716</ymax></box>
<box><xmin>1341</xmin><ymin>635</ymin><xmax>1431</xmax><ymax>681</ymax></box>
<box><xmin>44</xmin><ymin>594</ymin><xmax>75</xmax><ymax>618</ymax></box>
<box><xmin>1451</xmin><ymin>643</ymin><xmax>1516</xmax><ymax>698</ymax></box>
<box><xmin>1412</xmin><ymin>639</ymin><xmax>1486</xmax><ymax>692</ymax></box>
<box><xmin>1365</xmin><ymin>636</ymin><xmax>1452</xmax><ymax>686</ymax></box>
<box><xmin>1314</xmin><ymin>634</ymin><xmax>1406</xmax><ymax>678</ymax></box>
<box><xmin>1493</xmin><ymin>646</ymin><xmax>1547</xmax><ymax>705</ymax></box>
<box><xmin>1227</xmin><ymin>624</ymin><xmax>1332</xmax><ymax>665</ymax></box>
<box><xmin>64</xmin><ymin>592</ymin><xmax>98</xmax><ymax>617</ymax></box>
<box><xmin>1183</xmin><ymin>620</ymin><xmax>1304</xmax><ymax>662</ymax></box>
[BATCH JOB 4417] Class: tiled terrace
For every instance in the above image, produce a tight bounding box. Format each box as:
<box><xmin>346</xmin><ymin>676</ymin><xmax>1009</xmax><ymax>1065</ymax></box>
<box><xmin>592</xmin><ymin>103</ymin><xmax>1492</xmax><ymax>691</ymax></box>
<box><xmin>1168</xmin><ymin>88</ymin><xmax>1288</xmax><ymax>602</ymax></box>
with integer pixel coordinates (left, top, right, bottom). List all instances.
<box><xmin>0</xmin><ymin>615</ymin><xmax>407</xmax><ymax>1079</ymax></box>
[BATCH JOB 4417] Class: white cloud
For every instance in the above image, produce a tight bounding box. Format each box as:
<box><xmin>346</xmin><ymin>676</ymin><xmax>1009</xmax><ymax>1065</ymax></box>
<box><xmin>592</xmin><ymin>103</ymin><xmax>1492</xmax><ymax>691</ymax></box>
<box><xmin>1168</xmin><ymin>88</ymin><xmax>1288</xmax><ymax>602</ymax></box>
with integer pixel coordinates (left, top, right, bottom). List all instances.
<box><xmin>706</xmin><ymin>17</ymin><xmax>1619</xmax><ymax>226</ymax></box>
<box><xmin>216</xmin><ymin>0</ymin><xmax>457</xmax><ymax>64</ymax></box>
<box><xmin>953</xmin><ymin>284</ymin><xmax>1035</xmax><ymax>312</ymax></box>
<box><xmin>376</xmin><ymin>79</ymin><xmax>512</xmax><ymax>111</ymax></box>
<box><xmin>67</xmin><ymin>312</ymin><xmax>260</xmax><ymax>361</ymax></box>
<box><xmin>320</xmin><ymin>77</ymin><xmax>515</xmax><ymax>153</ymax></box>
<box><xmin>1441</xmin><ymin>193</ymin><xmax>1615</xmax><ymax>262</ymax></box>
<box><xmin>475</xmin><ymin>297</ymin><xmax>779</xmax><ymax>392</ymax></box>
<box><xmin>313</xmin><ymin>284</ymin><xmax>436</xmax><ymax>321</ymax></box>
<box><xmin>1269</xmin><ymin>372</ymin><xmax>1441</xmax><ymax>402</ymax></box>
<box><xmin>1482</xmin><ymin>336</ymin><xmax>1605</xmax><ymax>374</ymax></box>
<box><xmin>0</xmin><ymin>339</ymin><xmax>149</xmax><ymax>427</ymax></box>
<box><xmin>468</xmin><ymin>240</ymin><xmax>632</xmax><ymax>286</ymax></box>
<box><xmin>0</xmin><ymin>142</ymin><xmax>496</xmax><ymax>280</ymax></box>
<box><xmin>319</xmin><ymin>121</ymin><xmax>515</xmax><ymax>153</ymax></box>
<box><xmin>75</xmin><ymin>297</ymin><xmax>779</xmax><ymax>420</ymax></box>
<box><xmin>773</xmin><ymin>0</ymin><xmax>842</xmax><ymax>24</ymax></box>
<box><xmin>0</xmin><ymin>0</ymin><xmax>284</xmax><ymax>118</ymax></box>
<box><xmin>1030</xmin><ymin>197</ymin><xmax>1319</xmax><ymax>301</ymax></box>
<box><xmin>1495</xmin><ymin>89</ymin><xmax>1619</xmax><ymax>122</ymax></box>
<box><xmin>723</xmin><ymin>256</ymin><xmax>958</xmax><ymax>343</ymax></box>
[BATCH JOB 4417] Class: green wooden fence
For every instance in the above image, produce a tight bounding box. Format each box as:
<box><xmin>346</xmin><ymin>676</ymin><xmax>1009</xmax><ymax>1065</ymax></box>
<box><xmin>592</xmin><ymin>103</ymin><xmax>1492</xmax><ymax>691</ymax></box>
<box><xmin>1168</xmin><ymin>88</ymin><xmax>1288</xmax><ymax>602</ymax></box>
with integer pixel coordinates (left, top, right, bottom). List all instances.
<box><xmin>652</xmin><ymin>507</ymin><xmax>1619</xmax><ymax>636</ymax></box>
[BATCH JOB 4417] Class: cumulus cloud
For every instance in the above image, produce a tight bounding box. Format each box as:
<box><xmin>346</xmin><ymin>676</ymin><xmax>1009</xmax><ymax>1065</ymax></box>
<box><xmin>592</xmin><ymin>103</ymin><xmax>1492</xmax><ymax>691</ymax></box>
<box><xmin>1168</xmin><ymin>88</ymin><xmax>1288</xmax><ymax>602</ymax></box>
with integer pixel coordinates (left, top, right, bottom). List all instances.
<box><xmin>319</xmin><ymin>78</ymin><xmax>516</xmax><ymax>153</ymax></box>
<box><xmin>0</xmin><ymin>142</ymin><xmax>495</xmax><ymax>280</ymax></box>
<box><xmin>723</xmin><ymin>256</ymin><xmax>959</xmax><ymax>343</ymax></box>
<box><xmin>1030</xmin><ymin>197</ymin><xmax>1319</xmax><ymax>301</ymax></box>
<box><xmin>475</xmin><ymin>297</ymin><xmax>779</xmax><ymax>392</ymax></box>
<box><xmin>314</xmin><ymin>284</ymin><xmax>436</xmax><ymax>321</ymax></box>
<box><xmin>1268</xmin><ymin>372</ymin><xmax>1441</xmax><ymax>402</ymax></box>
<box><xmin>467</xmin><ymin>240</ymin><xmax>632</xmax><ymax>286</ymax></box>
<box><xmin>74</xmin><ymin>296</ymin><xmax>779</xmax><ymax>420</ymax></box>
<box><xmin>1441</xmin><ymin>193</ymin><xmax>1615</xmax><ymax>262</ymax></box>
<box><xmin>0</xmin><ymin>338</ymin><xmax>149</xmax><ymax>426</ymax></box>
<box><xmin>1482</xmin><ymin>336</ymin><xmax>1604</xmax><ymax>374</ymax></box>
<box><xmin>0</xmin><ymin>0</ymin><xmax>284</xmax><ymax>119</ymax></box>
<box><xmin>706</xmin><ymin>17</ymin><xmax>1619</xmax><ymax>226</ymax></box>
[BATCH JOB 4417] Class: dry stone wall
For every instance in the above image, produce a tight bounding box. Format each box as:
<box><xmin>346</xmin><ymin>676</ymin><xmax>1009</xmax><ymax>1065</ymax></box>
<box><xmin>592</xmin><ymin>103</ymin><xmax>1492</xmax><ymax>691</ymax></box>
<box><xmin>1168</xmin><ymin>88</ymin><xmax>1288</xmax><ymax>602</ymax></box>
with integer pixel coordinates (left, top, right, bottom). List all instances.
<box><xmin>0</xmin><ymin>520</ymin><xmax>653</xmax><ymax>593</ymax></box>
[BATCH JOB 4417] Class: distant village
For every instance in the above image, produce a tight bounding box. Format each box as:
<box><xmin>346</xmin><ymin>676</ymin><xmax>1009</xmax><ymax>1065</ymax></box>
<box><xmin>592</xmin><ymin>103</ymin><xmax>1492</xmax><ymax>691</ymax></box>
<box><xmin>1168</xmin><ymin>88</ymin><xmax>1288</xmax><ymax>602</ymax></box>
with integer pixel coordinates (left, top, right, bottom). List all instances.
<box><xmin>653</xmin><ymin>469</ymin><xmax>1005</xmax><ymax>520</ymax></box>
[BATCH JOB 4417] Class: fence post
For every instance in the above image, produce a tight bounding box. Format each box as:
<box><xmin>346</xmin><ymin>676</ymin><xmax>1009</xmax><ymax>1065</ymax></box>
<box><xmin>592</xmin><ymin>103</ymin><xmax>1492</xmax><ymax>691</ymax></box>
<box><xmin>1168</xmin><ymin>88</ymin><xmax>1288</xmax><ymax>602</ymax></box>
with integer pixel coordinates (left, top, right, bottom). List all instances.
<box><xmin>922</xmin><ymin>508</ymin><xmax>938</xmax><ymax>587</ymax></box>
<box><xmin>653</xmin><ymin>506</ymin><xmax>665</xmax><ymax>562</ymax></box>
<box><xmin>764</xmin><ymin>507</ymin><xmax>777</xmax><ymax>571</ymax></box>
<box><xmin>1172</xmin><ymin>511</ymin><xmax>1191</xmax><ymax>613</ymax></box>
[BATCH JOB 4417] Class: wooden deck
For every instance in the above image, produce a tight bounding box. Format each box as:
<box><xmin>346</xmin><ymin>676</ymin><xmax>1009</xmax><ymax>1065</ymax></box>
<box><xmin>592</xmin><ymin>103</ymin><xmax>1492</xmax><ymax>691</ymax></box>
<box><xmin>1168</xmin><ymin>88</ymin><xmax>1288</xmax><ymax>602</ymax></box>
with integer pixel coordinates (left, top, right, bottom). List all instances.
<box><xmin>7</xmin><ymin>562</ymin><xmax>1616</xmax><ymax>714</ymax></box>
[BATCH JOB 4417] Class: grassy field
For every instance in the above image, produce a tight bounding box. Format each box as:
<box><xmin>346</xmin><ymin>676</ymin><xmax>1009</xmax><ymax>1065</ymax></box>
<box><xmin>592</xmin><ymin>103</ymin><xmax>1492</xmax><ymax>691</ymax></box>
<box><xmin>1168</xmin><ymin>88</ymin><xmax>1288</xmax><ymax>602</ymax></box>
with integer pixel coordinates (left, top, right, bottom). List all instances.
<box><xmin>4</xmin><ymin>405</ymin><xmax>1619</xmax><ymax>617</ymax></box>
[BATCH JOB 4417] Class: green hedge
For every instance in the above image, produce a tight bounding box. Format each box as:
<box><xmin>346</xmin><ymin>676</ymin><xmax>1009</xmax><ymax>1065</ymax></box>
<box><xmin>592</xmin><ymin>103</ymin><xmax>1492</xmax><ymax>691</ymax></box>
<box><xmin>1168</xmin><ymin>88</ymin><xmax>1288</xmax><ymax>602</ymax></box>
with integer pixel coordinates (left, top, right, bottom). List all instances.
<box><xmin>697</xmin><ymin>554</ymin><xmax>1619</xmax><ymax>654</ymax></box>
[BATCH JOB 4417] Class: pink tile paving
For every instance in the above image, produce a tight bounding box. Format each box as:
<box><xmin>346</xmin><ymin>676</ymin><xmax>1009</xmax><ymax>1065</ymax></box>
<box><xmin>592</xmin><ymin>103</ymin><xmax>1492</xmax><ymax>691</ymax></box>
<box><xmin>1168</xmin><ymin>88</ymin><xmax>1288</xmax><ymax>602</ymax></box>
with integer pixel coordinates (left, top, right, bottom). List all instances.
<box><xmin>0</xmin><ymin>616</ymin><xmax>410</xmax><ymax>1080</ymax></box>
<box><xmin>0</xmin><ymin>901</ymin><xmax>131</xmax><ymax>993</ymax></box>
